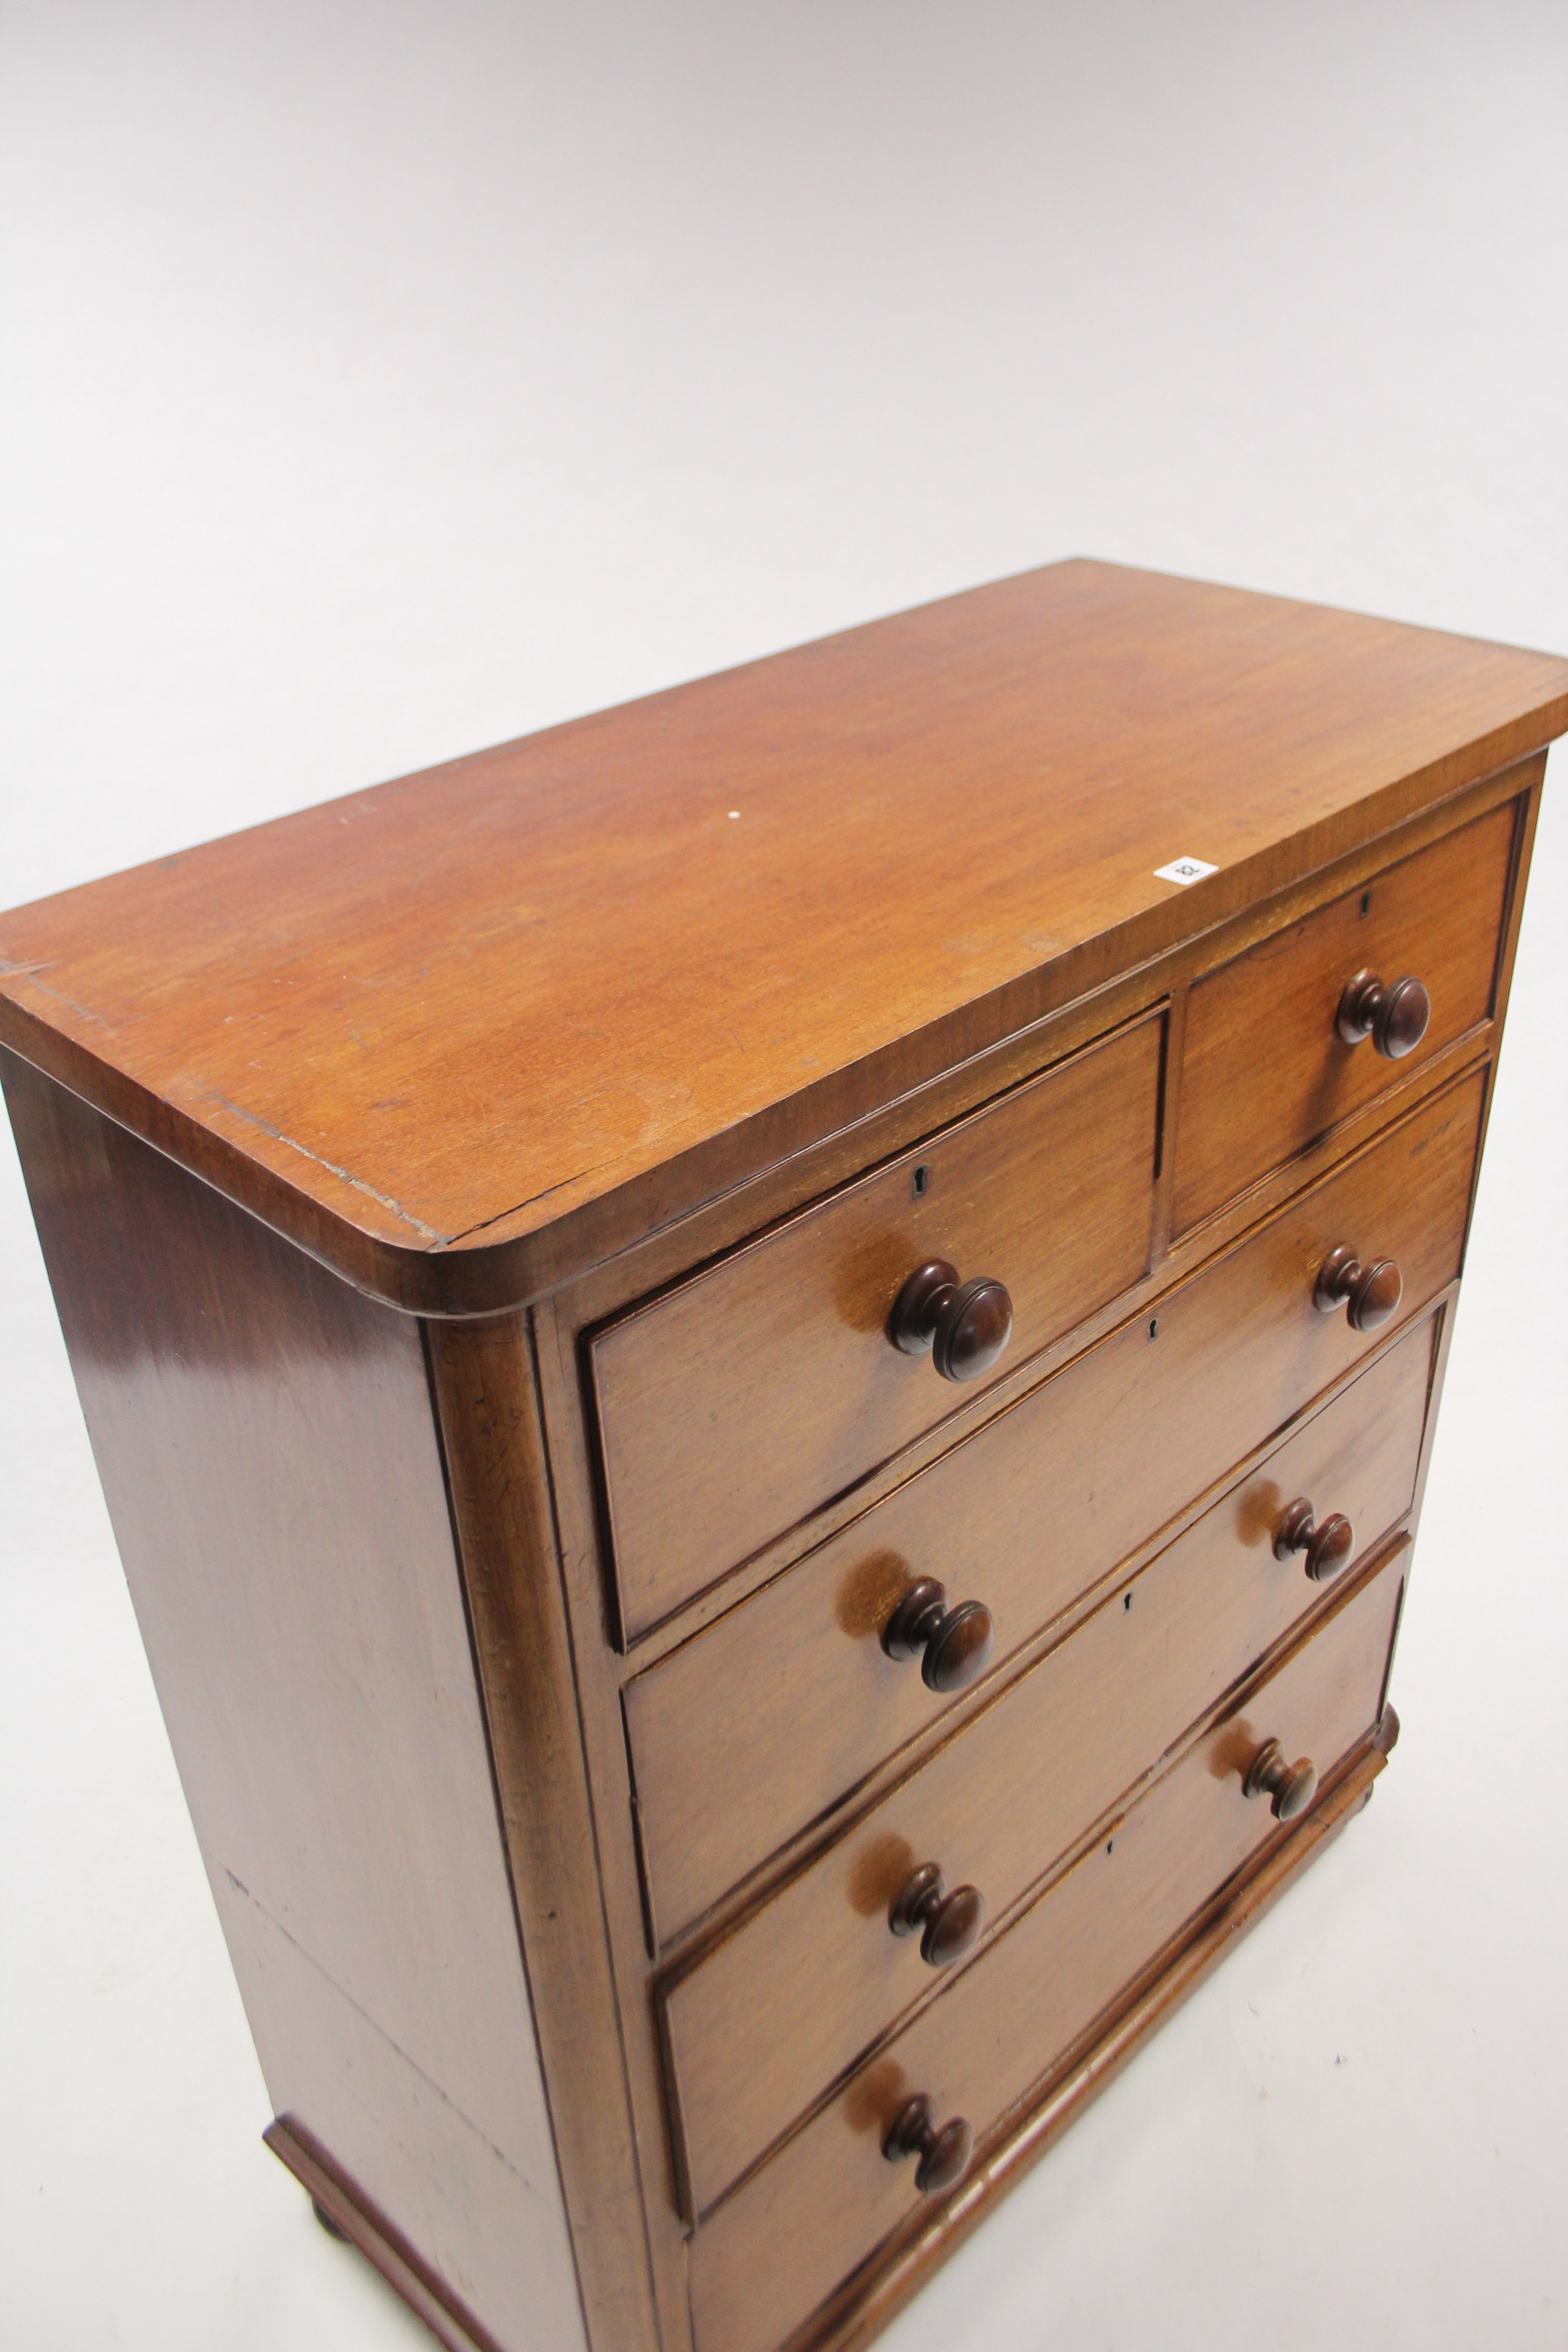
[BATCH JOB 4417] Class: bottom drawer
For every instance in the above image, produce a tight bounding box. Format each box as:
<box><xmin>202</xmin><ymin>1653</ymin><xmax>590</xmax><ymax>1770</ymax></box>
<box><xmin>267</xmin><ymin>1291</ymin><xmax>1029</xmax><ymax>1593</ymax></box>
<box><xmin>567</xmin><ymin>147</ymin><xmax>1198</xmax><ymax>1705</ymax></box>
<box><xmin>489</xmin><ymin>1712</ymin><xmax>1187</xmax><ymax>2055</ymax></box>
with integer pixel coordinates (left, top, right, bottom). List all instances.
<box><xmin>687</xmin><ymin>1541</ymin><xmax>1407</xmax><ymax>2352</ymax></box>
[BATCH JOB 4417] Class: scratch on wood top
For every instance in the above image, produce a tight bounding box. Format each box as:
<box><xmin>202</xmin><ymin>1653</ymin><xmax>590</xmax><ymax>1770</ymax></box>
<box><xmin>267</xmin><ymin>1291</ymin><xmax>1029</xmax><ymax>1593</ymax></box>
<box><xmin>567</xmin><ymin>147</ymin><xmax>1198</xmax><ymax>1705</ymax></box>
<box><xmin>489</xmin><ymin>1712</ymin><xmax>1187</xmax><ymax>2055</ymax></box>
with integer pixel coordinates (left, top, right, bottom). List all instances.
<box><xmin>209</xmin><ymin>1092</ymin><xmax>449</xmax><ymax>1244</ymax></box>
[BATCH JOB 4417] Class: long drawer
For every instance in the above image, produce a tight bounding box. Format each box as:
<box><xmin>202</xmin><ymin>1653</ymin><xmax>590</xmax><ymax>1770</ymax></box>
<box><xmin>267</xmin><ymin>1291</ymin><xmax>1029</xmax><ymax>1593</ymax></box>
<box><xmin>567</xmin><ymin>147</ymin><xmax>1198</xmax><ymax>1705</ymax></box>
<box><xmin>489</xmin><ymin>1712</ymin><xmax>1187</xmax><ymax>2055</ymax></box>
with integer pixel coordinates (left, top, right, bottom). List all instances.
<box><xmin>592</xmin><ymin>1005</ymin><xmax>1164</xmax><ymax>1639</ymax></box>
<box><xmin>626</xmin><ymin>1064</ymin><xmax>1481</xmax><ymax>1941</ymax></box>
<box><xmin>686</xmin><ymin>1543</ymin><xmax>1408</xmax><ymax>2352</ymax></box>
<box><xmin>1173</xmin><ymin>794</ymin><xmax>1514</xmax><ymax>1234</ymax></box>
<box><xmin>662</xmin><ymin>1311</ymin><xmax>1433</xmax><ymax>2215</ymax></box>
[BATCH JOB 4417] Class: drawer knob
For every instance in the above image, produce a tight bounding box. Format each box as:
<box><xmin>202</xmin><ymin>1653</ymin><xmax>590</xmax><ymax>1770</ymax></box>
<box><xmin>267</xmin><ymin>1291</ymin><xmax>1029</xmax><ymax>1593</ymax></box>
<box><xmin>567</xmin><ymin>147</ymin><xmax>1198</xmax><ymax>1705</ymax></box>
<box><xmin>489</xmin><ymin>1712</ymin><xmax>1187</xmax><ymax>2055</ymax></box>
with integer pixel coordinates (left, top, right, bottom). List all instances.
<box><xmin>889</xmin><ymin>1861</ymin><xmax>985</xmax><ymax>1968</ymax></box>
<box><xmin>890</xmin><ymin>1258</ymin><xmax>1014</xmax><ymax>1382</ymax></box>
<box><xmin>881</xmin><ymin>1576</ymin><xmax>995</xmax><ymax>1692</ymax></box>
<box><xmin>1337</xmin><ymin>968</ymin><xmax>1431</xmax><ymax>1059</ymax></box>
<box><xmin>1243</xmin><ymin>1736</ymin><xmax>1318</xmax><ymax>1821</ymax></box>
<box><xmin>1313</xmin><ymin>1242</ymin><xmax>1402</xmax><ymax>1332</ymax></box>
<box><xmin>1273</xmin><ymin>1497</ymin><xmax>1356</xmax><ymax>1583</ymax></box>
<box><xmin>882</xmin><ymin>2093</ymin><xmax>974</xmax><ymax>2196</ymax></box>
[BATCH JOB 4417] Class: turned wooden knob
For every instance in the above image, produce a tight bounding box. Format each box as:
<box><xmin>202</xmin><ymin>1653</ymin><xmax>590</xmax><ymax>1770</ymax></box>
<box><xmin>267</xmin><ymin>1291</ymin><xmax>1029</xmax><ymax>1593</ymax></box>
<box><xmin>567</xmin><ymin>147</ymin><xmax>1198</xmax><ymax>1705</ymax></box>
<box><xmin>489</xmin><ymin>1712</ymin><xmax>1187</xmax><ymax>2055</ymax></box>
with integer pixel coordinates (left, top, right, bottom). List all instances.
<box><xmin>881</xmin><ymin>1577</ymin><xmax>995</xmax><ymax>1693</ymax></box>
<box><xmin>1314</xmin><ymin>1242</ymin><xmax>1402</xmax><ymax>1332</ymax></box>
<box><xmin>1243</xmin><ymin>1736</ymin><xmax>1318</xmax><ymax>1820</ymax></box>
<box><xmin>889</xmin><ymin>1861</ymin><xmax>985</xmax><ymax>1968</ymax></box>
<box><xmin>1337</xmin><ymin>968</ymin><xmax>1431</xmax><ymax>1059</ymax></box>
<box><xmin>890</xmin><ymin>1258</ymin><xmax>1014</xmax><ymax>1382</ymax></box>
<box><xmin>882</xmin><ymin>2093</ymin><xmax>974</xmax><ymax>2195</ymax></box>
<box><xmin>1273</xmin><ymin>1497</ymin><xmax>1355</xmax><ymax>1583</ymax></box>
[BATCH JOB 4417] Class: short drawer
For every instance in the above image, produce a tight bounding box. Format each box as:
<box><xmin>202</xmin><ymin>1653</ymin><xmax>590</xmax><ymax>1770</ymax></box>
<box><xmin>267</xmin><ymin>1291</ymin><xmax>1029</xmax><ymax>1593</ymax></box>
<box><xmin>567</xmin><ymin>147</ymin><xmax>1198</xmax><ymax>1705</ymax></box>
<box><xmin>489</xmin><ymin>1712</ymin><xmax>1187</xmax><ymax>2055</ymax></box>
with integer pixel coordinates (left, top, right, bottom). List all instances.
<box><xmin>593</xmin><ymin>1005</ymin><xmax>1164</xmax><ymax>1639</ymax></box>
<box><xmin>662</xmin><ymin>1311</ymin><xmax>1433</xmax><ymax>2215</ymax></box>
<box><xmin>687</xmin><ymin>1543</ymin><xmax>1407</xmax><ymax>2352</ymax></box>
<box><xmin>1173</xmin><ymin>794</ymin><xmax>1514</xmax><ymax>1234</ymax></box>
<box><xmin>626</xmin><ymin>1063</ymin><xmax>1481</xmax><ymax>1942</ymax></box>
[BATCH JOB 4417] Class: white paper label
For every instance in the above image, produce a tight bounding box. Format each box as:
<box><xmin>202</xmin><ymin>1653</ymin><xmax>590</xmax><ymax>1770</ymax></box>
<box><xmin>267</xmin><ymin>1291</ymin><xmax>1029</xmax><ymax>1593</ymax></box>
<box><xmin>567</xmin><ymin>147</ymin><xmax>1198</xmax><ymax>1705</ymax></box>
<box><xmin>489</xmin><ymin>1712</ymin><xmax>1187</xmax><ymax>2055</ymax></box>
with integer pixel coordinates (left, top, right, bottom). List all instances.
<box><xmin>1153</xmin><ymin>856</ymin><xmax>1218</xmax><ymax>887</ymax></box>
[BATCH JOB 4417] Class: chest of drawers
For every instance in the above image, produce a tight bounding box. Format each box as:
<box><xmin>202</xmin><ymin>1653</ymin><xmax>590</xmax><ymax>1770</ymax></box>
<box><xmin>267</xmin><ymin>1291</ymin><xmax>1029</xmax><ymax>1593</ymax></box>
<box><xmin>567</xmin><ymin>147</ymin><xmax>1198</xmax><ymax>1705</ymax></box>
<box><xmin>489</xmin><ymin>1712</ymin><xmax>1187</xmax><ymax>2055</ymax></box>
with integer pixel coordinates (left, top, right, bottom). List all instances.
<box><xmin>4</xmin><ymin>560</ymin><xmax>1564</xmax><ymax>2352</ymax></box>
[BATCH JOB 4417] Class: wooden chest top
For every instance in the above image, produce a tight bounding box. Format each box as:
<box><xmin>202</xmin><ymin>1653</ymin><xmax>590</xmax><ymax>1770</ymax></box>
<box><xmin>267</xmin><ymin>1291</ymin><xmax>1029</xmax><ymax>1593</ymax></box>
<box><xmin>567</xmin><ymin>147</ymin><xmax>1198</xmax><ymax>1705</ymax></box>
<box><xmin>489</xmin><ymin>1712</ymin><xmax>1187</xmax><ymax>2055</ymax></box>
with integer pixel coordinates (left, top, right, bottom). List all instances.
<box><xmin>2</xmin><ymin>558</ymin><xmax>1563</xmax><ymax>1308</ymax></box>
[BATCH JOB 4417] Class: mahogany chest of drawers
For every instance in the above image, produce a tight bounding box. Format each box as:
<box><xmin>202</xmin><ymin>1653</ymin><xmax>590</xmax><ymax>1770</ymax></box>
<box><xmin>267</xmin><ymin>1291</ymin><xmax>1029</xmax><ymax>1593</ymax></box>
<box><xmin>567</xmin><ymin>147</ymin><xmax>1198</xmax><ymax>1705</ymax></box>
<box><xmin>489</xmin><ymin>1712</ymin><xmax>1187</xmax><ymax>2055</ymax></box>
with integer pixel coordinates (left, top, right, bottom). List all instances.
<box><xmin>4</xmin><ymin>561</ymin><xmax>1565</xmax><ymax>2352</ymax></box>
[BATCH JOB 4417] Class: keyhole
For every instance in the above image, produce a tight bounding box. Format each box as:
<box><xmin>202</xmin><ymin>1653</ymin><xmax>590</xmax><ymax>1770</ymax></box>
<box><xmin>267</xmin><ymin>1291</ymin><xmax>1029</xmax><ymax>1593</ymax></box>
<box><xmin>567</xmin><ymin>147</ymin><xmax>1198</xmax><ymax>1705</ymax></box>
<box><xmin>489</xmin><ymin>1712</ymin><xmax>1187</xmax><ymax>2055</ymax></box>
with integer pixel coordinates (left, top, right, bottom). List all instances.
<box><xmin>1360</xmin><ymin>890</ymin><xmax>1372</xmax><ymax>917</ymax></box>
<box><xmin>913</xmin><ymin>1163</ymin><xmax>929</xmax><ymax>1199</ymax></box>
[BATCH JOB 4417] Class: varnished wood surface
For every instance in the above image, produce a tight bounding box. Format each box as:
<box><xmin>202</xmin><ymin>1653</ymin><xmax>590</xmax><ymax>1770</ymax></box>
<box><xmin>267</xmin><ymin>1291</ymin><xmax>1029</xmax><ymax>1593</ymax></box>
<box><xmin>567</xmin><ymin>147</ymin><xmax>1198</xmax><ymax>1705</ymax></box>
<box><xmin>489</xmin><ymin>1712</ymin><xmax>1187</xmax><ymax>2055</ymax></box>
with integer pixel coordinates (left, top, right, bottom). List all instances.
<box><xmin>803</xmin><ymin>1740</ymin><xmax>1388</xmax><ymax>2352</ymax></box>
<box><xmin>554</xmin><ymin>760</ymin><xmax>1534</xmax><ymax>1404</ymax></box>
<box><xmin>2</xmin><ymin>575</ymin><xmax>1550</xmax><ymax>2352</ymax></box>
<box><xmin>1</xmin><ymin>564</ymin><xmax>1563</xmax><ymax>1311</ymax></box>
<box><xmin>593</xmin><ymin>1005</ymin><xmax>1161</xmax><ymax>1638</ymax></box>
<box><xmin>625</xmin><ymin>1066</ymin><xmax>1481</xmax><ymax>1944</ymax></box>
<box><xmin>0</xmin><ymin>1053</ymin><xmax>585</xmax><ymax>2352</ymax></box>
<box><xmin>230</xmin><ymin>1907</ymin><xmax>565</xmax><ymax>2350</ymax></box>
<box><xmin>266</xmin><ymin>2118</ymin><xmax>508</xmax><ymax>2352</ymax></box>
<box><xmin>532</xmin><ymin>1304</ymin><xmax>708</xmax><ymax>2352</ymax></box>
<box><xmin>1174</xmin><ymin>793</ymin><xmax>1515</xmax><ymax>1231</ymax></box>
<box><xmin>662</xmin><ymin>1316</ymin><xmax>1431</xmax><ymax>2216</ymax></box>
<box><xmin>686</xmin><ymin>1545</ymin><xmax>1408</xmax><ymax>2352</ymax></box>
<box><xmin>426</xmin><ymin>1315</ymin><xmax>661</xmax><ymax>2352</ymax></box>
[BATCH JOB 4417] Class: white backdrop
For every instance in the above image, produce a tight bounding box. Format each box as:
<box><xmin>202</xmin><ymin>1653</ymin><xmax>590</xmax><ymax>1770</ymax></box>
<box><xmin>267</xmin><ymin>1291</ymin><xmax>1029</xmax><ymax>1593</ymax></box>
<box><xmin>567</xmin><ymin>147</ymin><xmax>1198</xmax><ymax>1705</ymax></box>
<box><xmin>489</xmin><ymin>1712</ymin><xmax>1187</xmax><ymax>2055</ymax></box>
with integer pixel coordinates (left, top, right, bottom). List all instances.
<box><xmin>3</xmin><ymin>5</ymin><xmax>1565</xmax><ymax>2347</ymax></box>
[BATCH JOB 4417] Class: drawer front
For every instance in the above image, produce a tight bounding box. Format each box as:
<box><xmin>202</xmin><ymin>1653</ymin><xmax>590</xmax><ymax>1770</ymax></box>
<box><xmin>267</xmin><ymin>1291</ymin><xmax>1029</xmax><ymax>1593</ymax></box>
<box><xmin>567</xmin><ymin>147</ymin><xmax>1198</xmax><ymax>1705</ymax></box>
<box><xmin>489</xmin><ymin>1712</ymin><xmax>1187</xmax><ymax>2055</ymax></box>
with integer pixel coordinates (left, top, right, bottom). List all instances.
<box><xmin>628</xmin><ymin>1065</ymin><xmax>1480</xmax><ymax>1942</ymax></box>
<box><xmin>1174</xmin><ymin>796</ymin><xmax>1514</xmax><ymax>1235</ymax></box>
<box><xmin>593</xmin><ymin>1007</ymin><xmax>1164</xmax><ymax>1639</ymax></box>
<box><xmin>687</xmin><ymin>1544</ymin><xmax>1407</xmax><ymax>2352</ymax></box>
<box><xmin>664</xmin><ymin>1312</ymin><xmax>1433</xmax><ymax>2214</ymax></box>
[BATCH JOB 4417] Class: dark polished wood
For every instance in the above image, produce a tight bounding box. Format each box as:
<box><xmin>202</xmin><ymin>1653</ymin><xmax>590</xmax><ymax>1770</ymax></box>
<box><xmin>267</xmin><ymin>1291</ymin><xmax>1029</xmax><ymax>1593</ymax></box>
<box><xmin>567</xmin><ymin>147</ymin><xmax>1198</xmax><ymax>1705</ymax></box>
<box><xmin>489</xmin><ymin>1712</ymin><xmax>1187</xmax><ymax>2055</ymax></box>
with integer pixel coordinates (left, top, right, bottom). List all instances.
<box><xmin>880</xmin><ymin>1579</ymin><xmax>995</xmax><ymax>1693</ymax></box>
<box><xmin>2</xmin><ymin>565</ymin><xmax>1557</xmax><ymax>2352</ymax></box>
<box><xmin>1272</xmin><ymin>1496</ymin><xmax>1356</xmax><ymax>1581</ymax></box>
<box><xmin>888</xmin><ymin>1864</ymin><xmax>986</xmax><ymax>1969</ymax></box>
<box><xmin>889</xmin><ymin>1260</ymin><xmax>1014</xmax><ymax>1383</ymax></box>
<box><xmin>1314</xmin><ymin>1241</ymin><xmax>1403</xmax><ymax>1330</ymax></box>
<box><xmin>882</xmin><ymin>2096</ymin><xmax>975</xmax><ymax>2197</ymax></box>
<box><xmin>1336</xmin><ymin>968</ymin><xmax>1432</xmax><ymax>1058</ymax></box>
<box><xmin>1242</xmin><ymin>1738</ymin><xmax>1319</xmax><ymax>1820</ymax></box>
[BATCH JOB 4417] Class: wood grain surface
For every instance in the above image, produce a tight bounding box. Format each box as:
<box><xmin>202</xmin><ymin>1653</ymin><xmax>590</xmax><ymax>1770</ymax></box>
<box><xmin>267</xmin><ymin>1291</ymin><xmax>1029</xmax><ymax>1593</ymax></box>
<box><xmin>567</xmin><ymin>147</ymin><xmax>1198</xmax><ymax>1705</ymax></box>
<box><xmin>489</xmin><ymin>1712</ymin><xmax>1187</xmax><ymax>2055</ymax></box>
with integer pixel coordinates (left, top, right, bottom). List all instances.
<box><xmin>265</xmin><ymin>2117</ymin><xmax>511</xmax><ymax>2352</ymax></box>
<box><xmin>686</xmin><ymin>1545</ymin><xmax>1408</xmax><ymax>2352</ymax></box>
<box><xmin>1</xmin><ymin>562</ymin><xmax>1562</xmax><ymax>1310</ymax></box>
<box><xmin>625</xmin><ymin>1065</ymin><xmax>1481</xmax><ymax>1943</ymax></box>
<box><xmin>797</xmin><ymin>1741</ymin><xmax>1391</xmax><ymax>2352</ymax></box>
<box><xmin>593</xmin><ymin>1004</ymin><xmax>1161</xmax><ymax>1637</ymax></box>
<box><xmin>426</xmin><ymin>1315</ymin><xmax>662</xmax><ymax>2352</ymax></box>
<box><xmin>1174</xmin><ymin>792</ymin><xmax>1515</xmax><ymax>1230</ymax></box>
<box><xmin>0</xmin><ymin>1052</ymin><xmax>585</xmax><ymax>2352</ymax></box>
<box><xmin>4</xmin><ymin>564</ymin><xmax>1554</xmax><ymax>2352</ymax></box>
<box><xmin>662</xmin><ymin>1313</ymin><xmax>1432</xmax><ymax>2215</ymax></box>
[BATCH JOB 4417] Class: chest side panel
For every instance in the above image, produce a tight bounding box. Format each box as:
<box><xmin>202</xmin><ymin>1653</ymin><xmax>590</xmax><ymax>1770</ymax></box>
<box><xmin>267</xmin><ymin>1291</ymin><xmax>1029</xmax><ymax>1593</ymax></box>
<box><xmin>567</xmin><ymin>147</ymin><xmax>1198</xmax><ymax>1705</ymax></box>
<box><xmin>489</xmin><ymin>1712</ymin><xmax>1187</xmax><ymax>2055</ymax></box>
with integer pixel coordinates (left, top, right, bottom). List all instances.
<box><xmin>1</xmin><ymin>1052</ymin><xmax>585</xmax><ymax>2352</ymax></box>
